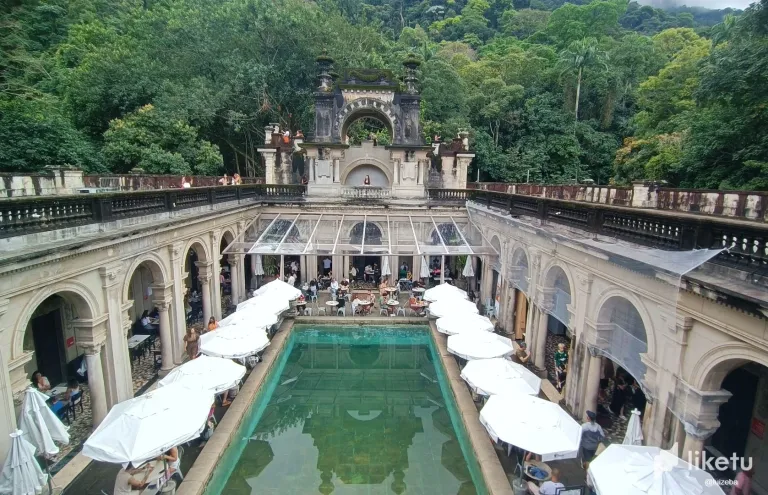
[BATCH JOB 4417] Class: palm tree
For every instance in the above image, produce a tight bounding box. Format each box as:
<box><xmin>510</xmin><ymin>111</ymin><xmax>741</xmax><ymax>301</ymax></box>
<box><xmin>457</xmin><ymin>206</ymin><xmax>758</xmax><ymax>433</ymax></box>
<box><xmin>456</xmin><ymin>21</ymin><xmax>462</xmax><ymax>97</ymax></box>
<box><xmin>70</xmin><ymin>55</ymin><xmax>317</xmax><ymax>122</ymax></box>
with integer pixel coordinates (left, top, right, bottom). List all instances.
<box><xmin>711</xmin><ymin>14</ymin><xmax>737</xmax><ymax>47</ymax></box>
<box><xmin>557</xmin><ymin>38</ymin><xmax>609</xmax><ymax>120</ymax></box>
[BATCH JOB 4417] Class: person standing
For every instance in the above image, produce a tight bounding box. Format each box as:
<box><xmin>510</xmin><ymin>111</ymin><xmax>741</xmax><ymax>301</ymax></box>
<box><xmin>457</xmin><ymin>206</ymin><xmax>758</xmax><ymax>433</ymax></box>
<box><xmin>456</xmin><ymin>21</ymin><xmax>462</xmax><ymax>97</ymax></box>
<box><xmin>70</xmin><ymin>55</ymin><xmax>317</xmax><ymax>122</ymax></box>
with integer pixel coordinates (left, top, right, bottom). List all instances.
<box><xmin>580</xmin><ymin>410</ymin><xmax>605</xmax><ymax>465</ymax></box>
<box><xmin>183</xmin><ymin>328</ymin><xmax>200</xmax><ymax>360</ymax></box>
<box><xmin>207</xmin><ymin>317</ymin><xmax>218</xmax><ymax>332</ymax></box>
<box><xmin>323</xmin><ymin>257</ymin><xmax>332</xmax><ymax>276</ymax></box>
<box><xmin>630</xmin><ymin>380</ymin><xmax>646</xmax><ymax>417</ymax></box>
<box><xmin>554</xmin><ymin>342</ymin><xmax>569</xmax><ymax>392</ymax></box>
<box><xmin>610</xmin><ymin>378</ymin><xmax>628</xmax><ymax>419</ymax></box>
<box><xmin>514</xmin><ymin>342</ymin><xmax>531</xmax><ymax>366</ymax></box>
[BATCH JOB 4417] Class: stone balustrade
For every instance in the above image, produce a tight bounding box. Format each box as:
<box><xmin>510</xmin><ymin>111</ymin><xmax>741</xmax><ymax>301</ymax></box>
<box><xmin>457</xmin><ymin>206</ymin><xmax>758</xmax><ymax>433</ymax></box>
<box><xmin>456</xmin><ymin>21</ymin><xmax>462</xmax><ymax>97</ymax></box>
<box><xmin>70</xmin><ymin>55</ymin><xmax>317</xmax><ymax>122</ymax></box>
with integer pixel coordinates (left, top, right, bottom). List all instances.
<box><xmin>469</xmin><ymin>181</ymin><xmax>768</xmax><ymax>222</ymax></box>
<box><xmin>340</xmin><ymin>186</ymin><xmax>392</xmax><ymax>200</ymax></box>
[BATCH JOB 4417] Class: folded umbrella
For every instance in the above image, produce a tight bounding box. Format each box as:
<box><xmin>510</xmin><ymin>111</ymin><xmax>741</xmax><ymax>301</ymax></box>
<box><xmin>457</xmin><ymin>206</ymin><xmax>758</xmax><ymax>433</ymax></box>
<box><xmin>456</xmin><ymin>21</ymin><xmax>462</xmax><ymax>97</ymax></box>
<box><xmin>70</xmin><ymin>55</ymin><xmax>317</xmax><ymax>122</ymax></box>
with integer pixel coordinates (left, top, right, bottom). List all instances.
<box><xmin>0</xmin><ymin>430</ymin><xmax>47</xmax><ymax>495</ymax></box>
<box><xmin>18</xmin><ymin>388</ymin><xmax>69</xmax><ymax>457</ymax></box>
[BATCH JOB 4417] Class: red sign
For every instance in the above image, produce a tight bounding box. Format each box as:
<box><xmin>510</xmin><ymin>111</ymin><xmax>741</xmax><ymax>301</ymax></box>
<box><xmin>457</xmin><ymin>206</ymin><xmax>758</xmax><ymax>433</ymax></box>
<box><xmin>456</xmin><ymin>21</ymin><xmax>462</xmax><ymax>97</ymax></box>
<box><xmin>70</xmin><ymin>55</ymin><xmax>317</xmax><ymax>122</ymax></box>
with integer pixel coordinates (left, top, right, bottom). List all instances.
<box><xmin>66</xmin><ymin>337</ymin><xmax>75</xmax><ymax>348</ymax></box>
<box><xmin>751</xmin><ymin>418</ymin><xmax>764</xmax><ymax>439</ymax></box>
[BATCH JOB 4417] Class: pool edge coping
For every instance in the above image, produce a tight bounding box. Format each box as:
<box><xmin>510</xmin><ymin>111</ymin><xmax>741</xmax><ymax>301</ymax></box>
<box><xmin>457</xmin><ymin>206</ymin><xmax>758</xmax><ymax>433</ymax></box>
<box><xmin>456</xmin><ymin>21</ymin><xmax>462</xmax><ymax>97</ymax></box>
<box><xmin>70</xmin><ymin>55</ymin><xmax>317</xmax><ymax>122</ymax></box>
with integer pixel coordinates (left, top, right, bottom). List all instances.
<box><xmin>176</xmin><ymin>318</ymin><xmax>295</xmax><ymax>495</ymax></box>
<box><xmin>429</xmin><ymin>321</ymin><xmax>515</xmax><ymax>495</ymax></box>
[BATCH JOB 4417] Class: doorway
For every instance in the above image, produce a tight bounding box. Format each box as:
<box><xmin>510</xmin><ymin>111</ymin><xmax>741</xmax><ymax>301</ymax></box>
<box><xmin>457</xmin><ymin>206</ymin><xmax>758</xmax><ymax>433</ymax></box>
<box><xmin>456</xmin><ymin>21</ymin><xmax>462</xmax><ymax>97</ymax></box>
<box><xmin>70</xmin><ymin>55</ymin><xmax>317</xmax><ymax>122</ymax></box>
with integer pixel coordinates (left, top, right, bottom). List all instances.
<box><xmin>710</xmin><ymin>367</ymin><xmax>759</xmax><ymax>465</ymax></box>
<box><xmin>32</xmin><ymin>310</ymin><xmax>66</xmax><ymax>386</ymax></box>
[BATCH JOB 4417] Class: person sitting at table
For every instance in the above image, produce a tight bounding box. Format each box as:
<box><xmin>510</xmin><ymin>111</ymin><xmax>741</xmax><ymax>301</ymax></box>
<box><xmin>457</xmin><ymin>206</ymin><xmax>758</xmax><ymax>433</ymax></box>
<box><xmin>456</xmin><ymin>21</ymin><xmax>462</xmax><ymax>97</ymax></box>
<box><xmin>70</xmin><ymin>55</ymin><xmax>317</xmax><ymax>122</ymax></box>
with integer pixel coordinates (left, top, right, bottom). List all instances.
<box><xmin>113</xmin><ymin>463</ymin><xmax>150</xmax><ymax>494</ymax></box>
<box><xmin>364</xmin><ymin>264</ymin><xmax>373</xmax><ymax>282</ymax></box>
<box><xmin>539</xmin><ymin>468</ymin><xmax>564</xmax><ymax>495</ymax></box>
<box><xmin>309</xmin><ymin>279</ymin><xmax>318</xmax><ymax>296</ymax></box>
<box><xmin>64</xmin><ymin>378</ymin><xmax>80</xmax><ymax>400</ymax></box>
<box><xmin>329</xmin><ymin>278</ymin><xmax>339</xmax><ymax>297</ymax></box>
<box><xmin>379</xmin><ymin>278</ymin><xmax>389</xmax><ymax>297</ymax></box>
<box><xmin>340</xmin><ymin>279</ymin><xmax>349</xmax><ymax>292</ymax></box>
<box><xmin>149</xmin><ymin>307</ymin><xmax>159</xmax><ymax>319</ymax></box>
<box><xmin>160</xmin><ymin>446</ymin><xmax>182</xmax><ymax>484</ymax></box>
<box><xmin>140</xmin><ymin>310</ymin><xmax>159</xmax><ymax>334</ymax></box>
<box><xmin>336</xmin><ymin>293</ymin><xmax>346</xmax><ymax>312</ymax></box>
<box><xmin>31</xmin><ymin>371</ymin><xmax>51</xmax><ymax>392</ymax></box>
<box><xmin>207</xmin><ymin>317</ymin><xmax>219</xmax><ymax>332</ymax></box>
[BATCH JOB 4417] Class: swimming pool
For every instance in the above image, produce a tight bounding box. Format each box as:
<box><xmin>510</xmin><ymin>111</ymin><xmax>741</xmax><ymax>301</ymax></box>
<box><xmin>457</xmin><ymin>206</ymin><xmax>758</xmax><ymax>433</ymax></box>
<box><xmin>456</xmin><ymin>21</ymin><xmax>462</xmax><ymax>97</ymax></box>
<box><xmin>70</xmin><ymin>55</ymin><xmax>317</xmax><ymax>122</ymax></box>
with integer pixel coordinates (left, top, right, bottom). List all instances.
<box><xmin>204</xmin><ymin>325</ymin><xmax>489</xmax><ymax>495</ymax></box>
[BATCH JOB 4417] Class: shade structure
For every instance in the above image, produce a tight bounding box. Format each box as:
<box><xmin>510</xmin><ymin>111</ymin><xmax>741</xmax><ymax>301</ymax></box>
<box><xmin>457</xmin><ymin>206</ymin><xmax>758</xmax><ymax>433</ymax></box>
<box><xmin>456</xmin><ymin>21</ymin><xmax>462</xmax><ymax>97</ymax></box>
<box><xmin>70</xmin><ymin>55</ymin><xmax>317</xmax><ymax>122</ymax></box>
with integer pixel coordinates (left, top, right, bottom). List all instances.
<box><xmin>623</xmin><ymin>408</ymin><xmax>644</xmax><ymax>446</ymax></box>
<box><xmin>253</xmin><ymin>279</ymin><xmax>301</xmax><ymax>300</ymax></box>
<box><xmin>253</xmin><ymin>254</ymin><xmax>265</xmax><ymax>276</ymax></box>
<box><xmin>18</xmin><ymin>388</ymin><xmax>69</xmax><ymax>457</ymax></box>
<box><xmin>381</xmin><ymin>256</ymin><xmax>391</xmax><ymax>277</ymax></box>
<box><xmin>199</xmin><ymin>323</ymin><xmax>270</xmax><ymax>359</ymax></box>
<box><xmin>462</xmin><ymin>256</ymin><xmax>475</xmax><ymax>277</ymax></box>
<box><xmin>0</xmin><ymin>430</ymin><xmax>47</xmax><ymax>495</ymax></box>
<box><xmin>436</xmin><ymin>314</ymin><xmax>493</xmax><ymax>336</ymax></box>
<box><xmin>428</xmin><ymin>299</ymin><xmax>478</xmax><ymax>318</ymax></box>
<box><xmin>82</xmin><ymin>383</ymin><xmax>213</xmax><ymax>466</ymax></box>
<box><xmin>420</xmin><ymin>256</ymin><xmax>430</xmax><ymax>278</ymax></box>
<box><xmin>447</xmin><ymin>332</ymin><xmax>513</xmax><ymax>361</ymax></box>
<box><xmin>158</xmin><ymin>355</ymin><xmax>246</xmax><ymax>395</ymax></box>
<box><xmin>424</xmin><ymin>284</ymin><xmax>468</xmax><ymax>303</ymax></box>
<box><xmin>460</xmin><ymin>358</ymin><xmax>541</xmax><ymax>396</ymax></box>
<box><xmin>221</xmin><ymin>305</ymin><xmax>279</xmax><ymax>329</ymax></box>
<box><xmin>236</xmin><ymin>293</ymin><xmax>290</xmax><ymax>314</ymax></box>
<box><xmin>588</xmin><ymin>444</ymin><xmax>725</xmax><ymax>495</ymax></box>
<box><xmin>480</xmin><ymin>394</ymin><xmax>581</xmax><ymax>460</ymax></box>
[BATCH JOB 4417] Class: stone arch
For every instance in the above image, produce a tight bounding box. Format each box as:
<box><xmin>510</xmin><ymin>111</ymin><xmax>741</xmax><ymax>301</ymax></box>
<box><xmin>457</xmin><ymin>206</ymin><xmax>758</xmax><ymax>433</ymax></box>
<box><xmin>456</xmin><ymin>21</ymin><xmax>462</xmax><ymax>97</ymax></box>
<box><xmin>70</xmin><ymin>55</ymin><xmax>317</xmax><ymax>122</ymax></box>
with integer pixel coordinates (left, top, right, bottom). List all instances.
<box><xmin>122</xmin><ymin>253</ymin><xmax>169</xmax><ymax>303</ymax></box>
<box><xmin>341</xmin><ymin>158</ymin><xmax>393</xmax><ymax>186</ymax></box>
<box><xmin>183</xmin><ymin>237</ymin><xmax>211</xmax><ymax>263</ymax></box>
<box><xmin>349</xmin><ymin>221</ymin><xmax>384</xmax><ymax>245</ymax></box>
<box><xmin>541</xmin><ymin>261</ymin><xmax>574</xmax><ymax>296</ymax></box>
<box><xmin>510</xmin><ymin>245</ymin><xmax>531</xmax><ymax>295</ymax></box>
<box><xmin>592</xmin><ymin>289</ymin><xmax>657</xmax><ymax>364</ymax></box>
<box><xmin>690</xmin><ymin>343</ymin><xmax>768</xmax><ymax>391</ymax></box>
<box><xmin>336</xmin><ymin>98</ymin><xmax>397</xmax><ymax>142</ymax></box>
<box><xmin>13</xmin><ymin>281</ymin><xmax>100</xmax><ymax>360</ymax></box>
<box><xmin>220</xmin><ymin>229</ymin><xmax>236</xmax><ymax>261</ymax></box>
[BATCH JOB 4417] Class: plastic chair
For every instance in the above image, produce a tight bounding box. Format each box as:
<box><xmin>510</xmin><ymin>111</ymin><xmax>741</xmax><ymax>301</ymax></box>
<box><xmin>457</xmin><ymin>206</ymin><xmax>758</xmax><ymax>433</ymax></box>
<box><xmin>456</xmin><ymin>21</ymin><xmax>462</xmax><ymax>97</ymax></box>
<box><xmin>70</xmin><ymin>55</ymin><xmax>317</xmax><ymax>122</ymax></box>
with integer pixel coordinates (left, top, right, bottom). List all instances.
<box><xmin>70</xmin><ymin>391</ymin><xmax>84</xmax><ymax>420</ymax></box>
<box><xmin>303</xmin><ymin>308</ymin><xmax>313</xmax><ymax>316</ymax></box>
<box><xmin>379</xmin><ymin>308</ymin><xmax>388</xmax><ymax>316</ymax></box>
<box><xmin>309</xmin><ymin>294</ymin><xmax>318</xmax><ymax>304</ymax></box>
<box><xmin>337</xmin><ymin>307</ymin><xmax>346</xmax><ymax>316</ymax></box>
<box><xmin>318</xmin><ymin>307</ymin><xmax>327</xmax><ymax>316</ymax></box>
<box><xmin>396</xmin><ymin>308</ymin><xmax>406</xmax><ymax>317</ymax></box>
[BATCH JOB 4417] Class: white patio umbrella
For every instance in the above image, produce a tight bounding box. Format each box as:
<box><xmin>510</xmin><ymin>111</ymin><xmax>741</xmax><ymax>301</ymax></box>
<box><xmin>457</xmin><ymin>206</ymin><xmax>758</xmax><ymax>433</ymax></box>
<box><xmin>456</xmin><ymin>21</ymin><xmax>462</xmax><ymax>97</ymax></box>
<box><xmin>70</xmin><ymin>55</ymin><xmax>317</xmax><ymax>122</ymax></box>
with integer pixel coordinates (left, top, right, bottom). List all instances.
<box><xmin>460</xmin><ymin>358</ymin><xmax>541</xmax><ymax>396</ymax></box>
<box><xmin>428</xmin><ymin>298</ymin><xmax>478</xmax><ymax>318</ymax></box>
<box><xmin>253</xmin><ymin>279</ymin><xmax>301</xmax><ymax>300</ymax></box>
<box><xmin>18</xmin><ymin>388</ymin><xmax>69</xmax><ymax>457</ymax></box>
<box><xmin>623</xmin><ymin>408</ymin><xmax>644</xmax><ymax>446</ymax></box>
<box><xmin>436</xmin><ymin>313</ymin><xmax>493</xmax><ymax>335</ymax></box>
<box><xmin>480</xmin><ymin>393</ymin><xmax>581</xmax><ymax>461</ymax></box>
<box><xmin>221</xmin><ymin>305</ymin><xmax>279</xmax><ymax>328</ymax></box>
<box><xmin>0</xmin><ymin>430</ymin><xmax>47</xmax><ymax>495</ymax></box>
<box><xmin>381</xmin><ymin>256</ymin><xmax>391</xmax><ymax>277</ymax></box>
<box><xmin>462</xmin><ymin>256</ymin><xmax>475</xmax><ymax>277</ymax></box>
<box><xmin>253</xmin><ymin>254</ymin><xmax>265</xmax><ymax>276</ymax></box>
<box><xmin>200</xmin><ymin>323</ymin><xmax>270</xmax><ymax>359</ymax></box>
<box><xmin>83</xmin><ymin>383</ymin><xmax>213</xmax><ymax>467</ymax></box>
<box><xmin>158</xmin><ymin>355</ymin><xmax>246</xmax><ymax>395</ymax></box>
<box><xmin>236</xmin><ymin>293</ymin><xmax>290</xmax><ymax>314</ymax></box>
<box><xmin>588</xmin><ymin>444</ymin><xmax>725</xmax><ymax>495</ymax></box>
<box><xmin>447</xmin><ymin>332</ymin><xmax>513</xmax><ymax>361</ymax></box>
<box><xmin>420</xmin><ymin>256</ymin><xmax>430</xmax><ymax>279</ymax></box>
<box><xmin>424</xmin><ymin>283</ymin><xmax>468</xmax><ymax>303</ymax></box>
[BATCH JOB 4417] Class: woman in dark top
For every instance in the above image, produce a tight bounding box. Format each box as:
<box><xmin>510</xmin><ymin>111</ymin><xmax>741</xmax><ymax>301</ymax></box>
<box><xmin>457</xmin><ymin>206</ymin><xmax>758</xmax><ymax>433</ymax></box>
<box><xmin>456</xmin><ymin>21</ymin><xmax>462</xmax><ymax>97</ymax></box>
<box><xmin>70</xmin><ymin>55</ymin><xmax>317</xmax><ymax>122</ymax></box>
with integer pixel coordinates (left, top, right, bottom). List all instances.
<box><xmin>609</xmin><ymin>378</ymin><xmax>628</xmax><ymax>419</ymax></box>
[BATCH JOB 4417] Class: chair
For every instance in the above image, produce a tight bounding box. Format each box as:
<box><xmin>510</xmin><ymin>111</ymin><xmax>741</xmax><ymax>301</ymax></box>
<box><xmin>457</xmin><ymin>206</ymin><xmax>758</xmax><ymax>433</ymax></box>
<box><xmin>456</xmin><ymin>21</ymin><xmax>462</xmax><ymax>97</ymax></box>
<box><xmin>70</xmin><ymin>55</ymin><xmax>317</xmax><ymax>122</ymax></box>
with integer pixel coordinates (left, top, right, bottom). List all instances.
<box><xmin>317</xmin><ymin>307</ymin><xmax>327</xmax><ymax>316</ymax></box>
<box><xmin>379</xmin><ymin>308</ymin><xmax>388</xmax><ymax>316</ymax></box>
<box><xmin>309</xmin><ymin>293</ymin><xmax>318</xmax><ymax>304</ymax></box>
<box><xmin>70</xmin><ymin>391</ymin><xmax>84</xmax><ymax>420</ymax></box>
<box><xmin>50</xmin><ymin>400</ymin><xmax>70</xmax><ymax>425</ymax></box>
<box><xmin>303</xmin><ymin>308</ymin><xmax>313</xmax><ymax>316</ymax></box>
<box><xmin>396</xmin><ymin>308</ymin><xmax>406</xmax><ymax>317</ymax></box>
<box><xmin>337</xmin><ymin>307</ymin><xmax>346</xmax><ymax>316</ymax></box>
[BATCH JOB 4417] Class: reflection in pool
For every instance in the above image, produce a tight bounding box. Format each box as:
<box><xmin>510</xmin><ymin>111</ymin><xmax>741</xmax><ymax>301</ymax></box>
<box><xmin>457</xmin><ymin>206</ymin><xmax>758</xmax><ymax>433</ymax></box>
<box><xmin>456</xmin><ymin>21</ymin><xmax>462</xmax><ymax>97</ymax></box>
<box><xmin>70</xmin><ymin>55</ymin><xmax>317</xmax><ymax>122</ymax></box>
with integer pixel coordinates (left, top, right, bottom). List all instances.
<box><xmin>205</xmin><ymin>326</ymin><xmax>488</xmax><ymax>495</ymax></box>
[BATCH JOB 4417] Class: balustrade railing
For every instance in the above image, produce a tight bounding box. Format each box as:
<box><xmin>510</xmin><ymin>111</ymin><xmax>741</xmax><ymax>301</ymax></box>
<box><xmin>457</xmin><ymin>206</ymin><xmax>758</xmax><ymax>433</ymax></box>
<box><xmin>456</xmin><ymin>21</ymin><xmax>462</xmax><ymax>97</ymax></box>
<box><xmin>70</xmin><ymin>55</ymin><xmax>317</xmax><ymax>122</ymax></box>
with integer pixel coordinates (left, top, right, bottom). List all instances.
<box><xmin>341</xmin><ymin>186</ymin><xmax>392</xmax><ymax>200</ymax></box>
<box><xmin>0</xmin><ymin>184</ymin><xmax>306</xmax><ymax>239</ymax></box>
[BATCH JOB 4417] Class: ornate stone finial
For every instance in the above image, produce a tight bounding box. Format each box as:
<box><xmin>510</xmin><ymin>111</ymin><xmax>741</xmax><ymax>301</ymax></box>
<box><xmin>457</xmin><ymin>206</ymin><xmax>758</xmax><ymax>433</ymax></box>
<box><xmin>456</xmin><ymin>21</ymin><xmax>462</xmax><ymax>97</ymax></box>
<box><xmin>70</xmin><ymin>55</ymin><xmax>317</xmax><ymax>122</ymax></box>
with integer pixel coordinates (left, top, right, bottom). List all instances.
<box><xmin>316</xmin><ymin>49</ymin><xmax>335</xmax><ymax>93</ymax></box>
<box><xmin>402</xmin><ymin>54</ymin><xmax>421</xmax><ymax>95</ymax></box>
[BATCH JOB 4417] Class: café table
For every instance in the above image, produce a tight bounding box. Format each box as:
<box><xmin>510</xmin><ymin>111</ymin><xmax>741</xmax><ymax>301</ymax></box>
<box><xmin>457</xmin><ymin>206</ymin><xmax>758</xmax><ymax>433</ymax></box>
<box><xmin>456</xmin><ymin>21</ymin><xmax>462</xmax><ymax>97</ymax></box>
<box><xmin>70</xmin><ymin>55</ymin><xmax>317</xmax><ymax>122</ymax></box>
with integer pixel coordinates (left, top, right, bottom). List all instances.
<box><xmin>412</xmin><ymin>287</ymin><xmax>425</xmax><ymax>300</ymax></box>
<box><xmin>357</xmin><ymin>300</ymin><xmax>372</xmax><ymax>315</ymax></box>
<box><xmin>128</xmin><ymin>334</ymin><xmax>151</xmax><ymax>363</ymax></box>
<box><xmin>386</xmin><ymin>299</ymin><xmax>399</xmax><ymax>316</ymax></box>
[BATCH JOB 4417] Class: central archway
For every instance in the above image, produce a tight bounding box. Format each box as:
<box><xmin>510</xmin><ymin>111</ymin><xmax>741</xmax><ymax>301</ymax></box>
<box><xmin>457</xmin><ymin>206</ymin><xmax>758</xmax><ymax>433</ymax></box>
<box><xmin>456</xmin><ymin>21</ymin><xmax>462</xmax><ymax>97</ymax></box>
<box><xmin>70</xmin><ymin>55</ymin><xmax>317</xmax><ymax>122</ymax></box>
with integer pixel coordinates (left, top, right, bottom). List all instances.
<box><xmin>336</xmin><ymin>99</ymin><xmax>397</xmax><ymax>143</ymax></box>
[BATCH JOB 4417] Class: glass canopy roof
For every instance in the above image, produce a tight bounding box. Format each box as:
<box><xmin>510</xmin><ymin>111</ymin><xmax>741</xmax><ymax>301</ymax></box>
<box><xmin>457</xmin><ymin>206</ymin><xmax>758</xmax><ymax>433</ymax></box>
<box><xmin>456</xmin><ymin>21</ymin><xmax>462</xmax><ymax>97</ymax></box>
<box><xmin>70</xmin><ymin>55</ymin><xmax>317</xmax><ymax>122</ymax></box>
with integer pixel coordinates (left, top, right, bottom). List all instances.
<box><xmin>222</xmin><ymin>213</ymin><xmax>499</xmax><ymax>256</ymax></box>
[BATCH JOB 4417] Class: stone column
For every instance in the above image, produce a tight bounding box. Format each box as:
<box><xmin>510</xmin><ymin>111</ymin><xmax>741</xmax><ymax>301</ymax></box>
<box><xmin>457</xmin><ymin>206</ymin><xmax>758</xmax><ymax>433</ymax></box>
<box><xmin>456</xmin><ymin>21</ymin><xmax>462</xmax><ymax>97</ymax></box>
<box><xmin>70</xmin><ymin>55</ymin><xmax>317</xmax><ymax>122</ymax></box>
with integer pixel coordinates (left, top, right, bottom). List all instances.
<box><xmin>534</xmin><ymin>307</ymin><xmax>549</xmax><ymax>368</ymax></box>
<box><xmin>681</xmin><ymin>425</ymin><xmax>716</xmax><ymax>467</ymax></box>
<box><xmin>258</xmin><ymin>148</ymin><xmax>278</xmax><ymax>184</ymax></box>
<box><xmin>74</xmin><ymin>319</ymin><xmax>109</xmax><ymax>426</ymax></box>
<box><xmin>280</xmin><ymin>255</ymin><xmax>285</xmax><ymax>281</ymax></box>
<box><xmin>0</xmin><ymin>299</ymin><xmax>18</xmax><ymax>460</ymax></box>
<box><xmin>167</xmin><ymin>244</ymin><xmax>186</xmax><ymax>364</ymax></box>
<box><xmin>196</xmin><ymin>261</ymin><xmax>213</xmax><ymax>325</ymax></box>
<box><xmin>440</xmin><ymin>256</ymin><xmax>445</xmax><ymax>284</ymax></box>
<box><xmin>152</xmin><ymin>296</ymin><xmax>174</xmax><ymax>371</ymax></box>
<box><xmin>583</xmin><ymin>348</ymin><xmax>602</xmax><ymax>417</ymax></box>
<box><xmin>99</xmin><ymin>264</ymin><xmax>133</xmax><ymax>405</ymax></box>
<box><xmin>230</xmin><ymin>257</ymin><xmax>241</xmax><ymax>306</ymax></box>
<box><xmin>210</xmin><ymin>230</ymin><xmax>223</xmax><ymax>321</ymax></box>
<box><xmin>83</xmin><ymin>342</ymin><xmax>108</xmax><ymax>426</ymax></box>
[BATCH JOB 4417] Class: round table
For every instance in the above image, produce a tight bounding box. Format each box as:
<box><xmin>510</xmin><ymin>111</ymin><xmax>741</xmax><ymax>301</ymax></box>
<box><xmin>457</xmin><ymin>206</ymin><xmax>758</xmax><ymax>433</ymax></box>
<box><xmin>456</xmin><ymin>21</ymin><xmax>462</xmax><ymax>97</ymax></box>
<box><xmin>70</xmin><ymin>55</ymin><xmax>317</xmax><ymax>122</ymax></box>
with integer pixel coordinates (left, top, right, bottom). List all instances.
<box><xmin>386</xmin><ymin>300</ymin><xmax>399</xmax><ymax>316</ymax></box>
<box><xmin>523</xmin><ymin>460</ymin><xmax>551</xmax><ymax>482</ymax></box>
<box><xmin>412</xmin><ymin>287</ymin><xmax>425</xmax><ymax>300</ymax></box>
<box><xmin>325</xmin><ymin>300</ymin><xmax>338</xmax><ymax>306</ymax></box>
<box><xmin>357</xmin><ymin>301</ymin><xmax>372</xmax><ymax>315</ymax></box>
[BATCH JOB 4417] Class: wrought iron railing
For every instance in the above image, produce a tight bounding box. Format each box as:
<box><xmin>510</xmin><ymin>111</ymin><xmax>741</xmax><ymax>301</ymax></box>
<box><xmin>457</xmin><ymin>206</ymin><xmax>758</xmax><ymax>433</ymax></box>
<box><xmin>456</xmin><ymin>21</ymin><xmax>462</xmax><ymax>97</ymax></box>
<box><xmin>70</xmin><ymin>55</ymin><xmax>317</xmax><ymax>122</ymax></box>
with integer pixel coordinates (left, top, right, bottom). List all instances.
<box><xmin>0</xmin><ymin>184</ymin><xmax>306</xmax><ymax>239</ymax></box>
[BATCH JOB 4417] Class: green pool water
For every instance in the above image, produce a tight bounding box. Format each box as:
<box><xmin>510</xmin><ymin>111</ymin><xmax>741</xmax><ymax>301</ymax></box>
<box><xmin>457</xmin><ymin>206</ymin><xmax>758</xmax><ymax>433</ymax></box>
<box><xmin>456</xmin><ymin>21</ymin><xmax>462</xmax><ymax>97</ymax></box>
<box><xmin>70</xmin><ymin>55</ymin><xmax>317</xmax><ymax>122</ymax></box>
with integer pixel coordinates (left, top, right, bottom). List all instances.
<box><xmin>204</xmin><ymin>325</ymin><xmax>488</xmax><ymax>495</ymax></box>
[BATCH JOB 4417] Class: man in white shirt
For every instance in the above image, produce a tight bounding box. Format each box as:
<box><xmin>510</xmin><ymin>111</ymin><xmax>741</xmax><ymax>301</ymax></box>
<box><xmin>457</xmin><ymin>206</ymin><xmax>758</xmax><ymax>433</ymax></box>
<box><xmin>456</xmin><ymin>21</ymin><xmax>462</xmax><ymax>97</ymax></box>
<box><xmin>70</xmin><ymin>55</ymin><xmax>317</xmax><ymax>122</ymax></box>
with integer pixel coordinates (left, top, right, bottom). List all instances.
<box><xmin>323</xmin><ymin>257</ymin><xmax>332</xmax><ymax>275</ymax></box>
<box><xmin>287</xmin><ymin>273</ymin><xmax>296</xmax><ymax>287</ymax></box>
<box><xmin>350</xmin><ymin>266</ymin><xmax>358</xmax><ymax>280</ymax></box>
<box><xmin>539</xmin><ymin>468</ymin><xmax>564</xmax><ymax>495</ymax></box>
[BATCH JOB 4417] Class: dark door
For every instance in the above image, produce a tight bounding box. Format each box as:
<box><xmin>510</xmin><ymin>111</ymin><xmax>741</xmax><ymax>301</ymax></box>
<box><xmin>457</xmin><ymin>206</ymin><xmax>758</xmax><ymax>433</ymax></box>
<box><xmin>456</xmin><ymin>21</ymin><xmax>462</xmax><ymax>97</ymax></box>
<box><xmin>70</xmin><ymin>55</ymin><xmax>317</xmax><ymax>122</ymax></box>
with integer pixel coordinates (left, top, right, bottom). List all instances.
<box><xmin>711</xmin><ymin>367</ymin><xmax>758</xmax><ymax>462</ymax></box>
<box><xmin>31</xmin><ymin>310</ymin><xmax>65</xmax><ymax>386</ymax></box>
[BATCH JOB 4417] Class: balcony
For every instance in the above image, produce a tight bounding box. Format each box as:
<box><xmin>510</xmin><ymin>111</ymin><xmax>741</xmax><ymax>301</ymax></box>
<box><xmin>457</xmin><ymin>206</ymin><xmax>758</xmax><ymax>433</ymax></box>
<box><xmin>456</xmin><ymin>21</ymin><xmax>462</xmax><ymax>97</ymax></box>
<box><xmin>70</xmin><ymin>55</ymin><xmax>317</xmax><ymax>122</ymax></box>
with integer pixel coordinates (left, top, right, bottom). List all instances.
<box><xmin>340</xmin><ymin>186</ymin><xmax>392</xmax><ymax>200</ymax></box>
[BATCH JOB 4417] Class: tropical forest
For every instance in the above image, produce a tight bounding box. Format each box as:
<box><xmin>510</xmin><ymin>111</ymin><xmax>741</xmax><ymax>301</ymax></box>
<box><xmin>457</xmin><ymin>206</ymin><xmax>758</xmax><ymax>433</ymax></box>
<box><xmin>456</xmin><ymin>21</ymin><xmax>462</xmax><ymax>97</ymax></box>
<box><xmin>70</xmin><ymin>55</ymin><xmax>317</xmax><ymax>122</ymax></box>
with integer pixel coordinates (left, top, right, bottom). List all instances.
<box><xmin>2</xmin><ymin>0</ymin><xmax>767</xmax><ymax>189</ymax></box>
